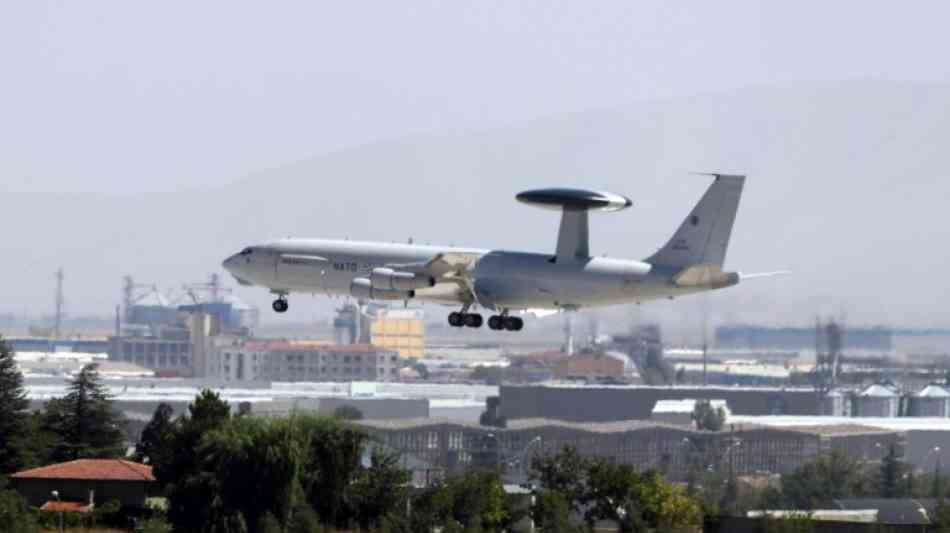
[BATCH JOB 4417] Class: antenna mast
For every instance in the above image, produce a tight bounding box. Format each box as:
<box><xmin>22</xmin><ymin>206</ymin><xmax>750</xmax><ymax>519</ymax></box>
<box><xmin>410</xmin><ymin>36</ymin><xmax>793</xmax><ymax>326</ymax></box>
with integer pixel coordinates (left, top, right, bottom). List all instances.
<box><xmin>53</xmin><ymin>268</ymin><xmax>64</xmax><ymax>339</ymax></box>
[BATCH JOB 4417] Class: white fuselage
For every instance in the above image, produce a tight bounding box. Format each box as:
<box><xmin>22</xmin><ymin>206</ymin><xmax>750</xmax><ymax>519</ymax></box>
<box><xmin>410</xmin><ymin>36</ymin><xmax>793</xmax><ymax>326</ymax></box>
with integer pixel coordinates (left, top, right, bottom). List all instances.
<box><xmin>222</xmin><ymin>238</ymin><xmax>703</xmax><ymax>312</ymax></box>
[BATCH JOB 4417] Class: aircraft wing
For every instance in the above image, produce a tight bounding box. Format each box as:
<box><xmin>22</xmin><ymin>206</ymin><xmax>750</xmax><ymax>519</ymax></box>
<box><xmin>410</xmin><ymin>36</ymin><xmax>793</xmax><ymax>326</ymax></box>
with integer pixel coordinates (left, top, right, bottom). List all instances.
<box><xmin>384</xmin><ymin>252</ymin><xmax>483</xmax><ymax>305</ymax></box>
<box><xmin>422</xmin><ymin>252</ymin><xmax>481</xmax><ymax>279</ymax></box>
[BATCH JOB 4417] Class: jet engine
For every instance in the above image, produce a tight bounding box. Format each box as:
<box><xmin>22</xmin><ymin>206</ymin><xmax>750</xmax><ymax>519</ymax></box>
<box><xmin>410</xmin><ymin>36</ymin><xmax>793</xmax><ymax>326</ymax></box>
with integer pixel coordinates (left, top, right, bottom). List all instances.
<box><xmin>369</xmin><ymin>268</ymin><xmax>435</xmax><ymax>291</ymax></box>
<box><xmin>350</xmin><ymin>277</ymin><xmax>415</xmax><ymax>301</ymax></box>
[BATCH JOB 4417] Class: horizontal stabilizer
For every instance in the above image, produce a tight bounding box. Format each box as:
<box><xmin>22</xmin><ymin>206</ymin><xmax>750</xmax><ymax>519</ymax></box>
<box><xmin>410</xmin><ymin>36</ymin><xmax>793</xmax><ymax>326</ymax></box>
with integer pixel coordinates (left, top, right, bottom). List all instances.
<box><xmin>519</xmin><ymin>308</ymin><xmax>561</xmax><ymax>318</ymax></box>
<box><xmin>739</xmin><ymin>270</ymin><xmax>791</xmax><ymax>281</ymax></box>
<box><xmin>672</xmin><ymin>264</ymin><xmax>739</xmax><ymax>289</ymax></box>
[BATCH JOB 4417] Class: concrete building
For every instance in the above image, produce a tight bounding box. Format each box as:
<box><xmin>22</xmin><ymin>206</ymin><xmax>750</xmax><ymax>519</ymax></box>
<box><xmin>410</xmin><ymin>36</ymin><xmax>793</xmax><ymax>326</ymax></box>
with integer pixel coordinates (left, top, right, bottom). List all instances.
<box><xmin>207</xmin><ymin>337</ymin><xmax>266</xmax><ymax>381</ymax></box>
<box><xmin>243</xmin><ymin>397</ymin><xmax>429</xmax><ymax>419</ymax></box>
<box><xmin>256</xmin><ymin>343</ymin><xmax>401</xmax><ymax>382</ymax></box>
<box><xmin>10</xmin><ymin>459</ymin><xmax>156</xmax><ymax>510</ymax></box>
<box><xmin>108</xmin><ymin>335</ymin><xmax>192</xmax><ymax>376</ymax></box>
<box><xmin>355</xmin><ymin>418</ymin><xmax>903</xmax><ymax>483</ymax></box>
<box><xmin>855</xmin><ymin>384</ymin><xmax>900</xmax><ymax>417</ymax></box>
<box><xmin>908</xmin><ymin>385</ymin><xmax>950</xmax><ymax>417</ymax></box>
<box><xmin>370</xmin><ymin>308</ymin><xmax>425</xmax><ymax>359</ymax></box>
<box><xmin>499</xmin><ymin>384</ymin><xmax>821</xmax><ymax>422</ymax></box>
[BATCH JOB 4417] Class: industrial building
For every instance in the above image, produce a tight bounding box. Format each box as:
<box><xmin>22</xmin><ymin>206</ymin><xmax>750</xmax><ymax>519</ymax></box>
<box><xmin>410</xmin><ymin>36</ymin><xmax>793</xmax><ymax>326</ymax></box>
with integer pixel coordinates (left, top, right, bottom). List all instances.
<box><xmin>716</xmin><ymin>324</ymin><xmax>893</xmax><ymax>352</ymax></box>
<box><xmin>108</xmin><ymin>335</ymin><xmax>192</xmax><ymax>375</ymax></box>
<box><xmin>498</xmin><ymin>384</ymin><xmax>822</xmax><ymax>422</ymax></box>
<box><xmin>208</xmin><ymin>340</ymin><xmax>403</xmax><ymax>383</ymax></box>
<box><xmin>551</xmin><ymin>350</ymin><xmax>638</xmax><ymax>382</ymax></box>
<box><xmin>651</xmin><ymin>399</ymin><xmax>731</xmax><ymax>426</ymax></box>
<box><xmin>244</xmin><ymin>397</ymin><xmax>429</xmax><ymax>419</ymax></box>
<box><xmin>356</xmin><ymin>418</ymin><xmax>903</xmax><ymax>483</ymax></box>
<box><xmin>370</xmin><ymin>308</ymin><xmax>426</xmax><ymax>359</ymax></box>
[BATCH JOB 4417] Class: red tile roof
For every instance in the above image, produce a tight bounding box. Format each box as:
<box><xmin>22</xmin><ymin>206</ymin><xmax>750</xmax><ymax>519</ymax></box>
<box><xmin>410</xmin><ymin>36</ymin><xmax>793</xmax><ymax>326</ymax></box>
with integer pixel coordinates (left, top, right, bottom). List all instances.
<box><xmin>11</xmin><ymin>459</ymin><xmax>155</xmax><ymax>482</ymax></box>
<box><xmin>40</xmin><ymin>501</ymin><xmax>93</xmax><ymax>513</ymax></box>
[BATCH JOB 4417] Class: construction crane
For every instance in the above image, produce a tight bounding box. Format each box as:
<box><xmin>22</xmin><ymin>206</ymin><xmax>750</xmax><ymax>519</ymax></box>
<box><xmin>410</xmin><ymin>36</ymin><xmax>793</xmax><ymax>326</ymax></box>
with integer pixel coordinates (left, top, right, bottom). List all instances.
<box><xmin>122</xmin><ymin>275</ymin><xmax>161</xmax><ymax>322</ymax></box>
<box><xmin>182</xmin><ymin>273</ymin><xmax>231</xmax><ymax>304</ymax></box>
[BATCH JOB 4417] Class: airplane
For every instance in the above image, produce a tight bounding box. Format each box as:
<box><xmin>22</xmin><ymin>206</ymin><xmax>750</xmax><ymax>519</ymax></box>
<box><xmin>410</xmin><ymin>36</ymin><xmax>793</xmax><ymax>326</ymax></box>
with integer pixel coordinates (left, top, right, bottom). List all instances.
<box><xmin>223</xmin><ymin>174</ymin><xmax>782</xmax><ymax>332</ymax></box>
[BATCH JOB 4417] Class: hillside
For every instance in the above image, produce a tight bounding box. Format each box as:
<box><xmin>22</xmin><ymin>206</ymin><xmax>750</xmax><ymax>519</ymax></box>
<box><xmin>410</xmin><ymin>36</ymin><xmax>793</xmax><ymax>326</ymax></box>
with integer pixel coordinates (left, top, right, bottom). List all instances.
<box><xmin>4</xmin><ymin>80</ymin><xmax>950</xmax><ymax>328</ymax></box>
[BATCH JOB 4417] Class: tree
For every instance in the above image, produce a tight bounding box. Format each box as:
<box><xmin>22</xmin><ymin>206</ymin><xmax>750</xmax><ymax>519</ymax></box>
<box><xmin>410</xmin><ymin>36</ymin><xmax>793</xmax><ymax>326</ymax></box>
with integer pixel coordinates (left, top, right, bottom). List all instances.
<box><xmin>0</xmin><ymin>337</ymin><xmax>31</xmax><ymax>474</ymax></box>
<box><xmin>529</xmin><ymin>446</ymin><xmax>589</xmax><ymax>514</ymax></box>
<box><xmin>533</xmin><ymin>489</ymin><xmax>583</xmax><ymax>533</ymax></box>
<box><xmin>470</xmin><ymin>365</ymin><xmax>503</xmax><ymax>386</ymax></box>
<box><xmin>692</xmin><ymin>400</ymin><xmax>725</xmax><ymax>431</ymax></box>
<box><xmin>877</xmin><ymin>443</ymin><xmax>907</xmax><ymax>498</ymax></box>
<box><xmin>161</xmin><ymin>389</ymin><xmax>232</xmax><ymax>533</ymax></box>
<box><xmin>41</xmin><ymin>363</ymin><xmax>127</xmax><ymax>462</ymax></box>
<box><xmin>134</xmin><ymin>403</ymin><xmax>175</xmax><ymax>465</ymax></box>
<box><xmin>932</xmin><ymin>500</ymin><xmax>950</xmax><ymax>533</ymax></box>
<box><xmin>584</xmin><ymin>460</ymin><xmax>702</xmax><ymax>532</ymax></box>
<box><xmin>298</xmin><ymin>416</ymin><xmax>368</xmax><ymax>529</ymax></box>
<box><xmin>407</xmin><ymin>470</ymin><xmax>508</xmax><ymax>532</ymax></box>
<box><xmin>780</xmin><ymin>451</ymin><xmax>871</xmax><ymax>508</ymax></box>
<box><xmin>347</xmin><ymin>448</ymin><xmax>411</xmax><ymax>530</ymax></box>
<box><xmin>0</xmin><ymin>490</ymin><xmax>39</xmax><ymax>533</ymax></box>
<box><xmin>333</xmin><ymin>405</ymin><xmax>364</xmax><ymax>421</ymax></box>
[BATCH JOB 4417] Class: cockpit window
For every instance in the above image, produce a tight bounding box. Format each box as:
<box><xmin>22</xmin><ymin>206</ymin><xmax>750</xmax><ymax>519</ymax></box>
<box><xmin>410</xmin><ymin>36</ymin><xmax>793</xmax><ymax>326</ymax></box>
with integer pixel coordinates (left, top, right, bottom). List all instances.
<box><xmin>240</xmin><ymin>247</ymin><xmax>253</xmax><ymax>255</ymax></box>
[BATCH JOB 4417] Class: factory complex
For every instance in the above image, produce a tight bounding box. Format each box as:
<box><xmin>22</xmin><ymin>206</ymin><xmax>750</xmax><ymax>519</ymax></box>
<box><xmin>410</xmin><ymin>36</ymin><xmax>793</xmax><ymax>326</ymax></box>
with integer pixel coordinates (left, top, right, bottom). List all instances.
<box><xmin>8</xmin><ymin>271</ymin><xmax>950</xmax><ymax>495</ymax></box>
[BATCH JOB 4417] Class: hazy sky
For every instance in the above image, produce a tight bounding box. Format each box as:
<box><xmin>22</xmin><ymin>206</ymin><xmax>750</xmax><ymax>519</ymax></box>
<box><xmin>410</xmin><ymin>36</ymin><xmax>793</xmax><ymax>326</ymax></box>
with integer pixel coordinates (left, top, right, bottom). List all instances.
<box><xmin>4</xmin><ymin>2</ymin><xmax>950</xmax><ymax>194</ymax></box>
<box><xmin>4</xmin><ymin>2</ymin><xmax>950</xmax><ymax>331</ymax></box>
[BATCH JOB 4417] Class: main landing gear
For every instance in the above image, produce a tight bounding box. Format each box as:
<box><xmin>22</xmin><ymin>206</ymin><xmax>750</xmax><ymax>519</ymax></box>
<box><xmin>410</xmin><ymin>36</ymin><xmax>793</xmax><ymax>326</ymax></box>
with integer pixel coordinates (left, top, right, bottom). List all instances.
<box><xmin>488</xmin><ymin>314</ymin><xmax>523</xmax><ymax>331</ymax></box>
<box><xmin>448</xmin><ymin>310</ymin><xmax>523</xmax><ymax>331</ymax></box>
<box><xmin>448</xmin><ymin>311</ymin><xmax>482</xmax><ymax>328</ymax></box>
<box><xmin>272</xmin><ymin>295</ymin><xmax>289</xmax><ymax>313</ymax></box>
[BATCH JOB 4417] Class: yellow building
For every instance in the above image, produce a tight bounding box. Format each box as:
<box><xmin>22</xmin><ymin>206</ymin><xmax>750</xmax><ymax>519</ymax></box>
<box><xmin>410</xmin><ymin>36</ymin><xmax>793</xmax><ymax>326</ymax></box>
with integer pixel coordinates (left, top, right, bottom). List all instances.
<box><xmin>370</xmin><ymin>309</ymin><xmax>425</xmax><ymax>359</ymax></box>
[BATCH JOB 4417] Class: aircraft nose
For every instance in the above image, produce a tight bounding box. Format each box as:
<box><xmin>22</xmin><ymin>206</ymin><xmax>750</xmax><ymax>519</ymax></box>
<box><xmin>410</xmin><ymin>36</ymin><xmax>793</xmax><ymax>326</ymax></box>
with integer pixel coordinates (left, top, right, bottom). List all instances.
<box><xmin>222</xmin><ymin>253</ymin><xmax>242</xmax><ymax>272</ymax></box>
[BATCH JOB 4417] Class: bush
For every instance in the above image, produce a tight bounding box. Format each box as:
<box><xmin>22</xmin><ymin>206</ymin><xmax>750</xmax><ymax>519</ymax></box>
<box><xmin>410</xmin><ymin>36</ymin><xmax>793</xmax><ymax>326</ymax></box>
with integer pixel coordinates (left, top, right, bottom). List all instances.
<box><xmin>138</xmin><ymin>516</ymin><xmax>174</xmax><ymax>533</ymax></box>
<box><xmin>0</xmin><ymin>490</ymin><xmax>39</xmax><ymax>533</ymax></box>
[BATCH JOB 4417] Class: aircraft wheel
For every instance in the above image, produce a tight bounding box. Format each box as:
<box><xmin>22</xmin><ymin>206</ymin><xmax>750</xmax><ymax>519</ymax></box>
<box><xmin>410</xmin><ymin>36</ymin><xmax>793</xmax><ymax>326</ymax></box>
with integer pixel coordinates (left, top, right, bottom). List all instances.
<box><xmin>448</xmin><ymin>312</ymin><xmax>465</xmax><ymax>327</ymax></box>
<box><xmin>272</xmin><ymin>298</ymin><xmax>289</xmax><ymax>313</ymax></box>
<box><xmin>464</xmin><ymin>313</ymin><xmax>483</xmax><ymax>328</ymax></box>
<box><xmin>488</xmin><ymin>316</ymin><xmax>504</xmax><ymax>330</ymax></box>
<box><xmin>504</xmin><ymin>316</ymin><xmax>523</xmax><ymax>331</ymax></box>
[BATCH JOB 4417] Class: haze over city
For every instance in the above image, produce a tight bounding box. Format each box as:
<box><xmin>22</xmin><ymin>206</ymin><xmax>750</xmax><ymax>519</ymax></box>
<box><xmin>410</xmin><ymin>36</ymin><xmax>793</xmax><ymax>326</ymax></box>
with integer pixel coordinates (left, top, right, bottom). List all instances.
<box><xmin>3</xmin><ymin>2</ymin><xmax>950</xmax><ymax>328</ymax></box>
<box><xmin>8</xmin><ymin>4</ymin><xmax>950</xmax><ymax>533</ymax></box>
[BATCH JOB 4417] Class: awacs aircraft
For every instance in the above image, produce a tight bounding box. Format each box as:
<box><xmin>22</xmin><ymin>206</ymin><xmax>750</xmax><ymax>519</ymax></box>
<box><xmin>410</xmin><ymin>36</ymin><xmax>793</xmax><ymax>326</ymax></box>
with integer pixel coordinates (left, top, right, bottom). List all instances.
<box><xmin>223</xmin><ymin>174</ymin><xmax>782</xmax><ymax>331</ymax></box>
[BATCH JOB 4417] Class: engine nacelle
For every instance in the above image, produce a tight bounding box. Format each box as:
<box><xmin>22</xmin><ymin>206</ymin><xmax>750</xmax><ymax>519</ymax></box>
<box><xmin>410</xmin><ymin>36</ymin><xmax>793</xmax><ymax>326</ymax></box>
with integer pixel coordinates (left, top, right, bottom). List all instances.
<box><xmin>369</xmin><ymin>268</ymin><xmax>436</xmax><ymax>291</ymax></box>
<box><xmin>350</xmin><ymin>277</ymin><xmax>415</xmax><ymax>301</ymax></box>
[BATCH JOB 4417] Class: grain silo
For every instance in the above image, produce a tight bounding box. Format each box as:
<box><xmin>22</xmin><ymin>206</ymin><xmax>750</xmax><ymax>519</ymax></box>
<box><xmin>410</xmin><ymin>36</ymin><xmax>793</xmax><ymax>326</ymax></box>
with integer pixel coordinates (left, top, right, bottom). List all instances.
<box><xmin>909</xmin><ymin>384</ymin><xmax>950</xmax><ymax>417</ymax></box>
<box><xmin>854</xmin><ymin>384</ymin><xmax>900</xmax><ymax>417</ymax></box>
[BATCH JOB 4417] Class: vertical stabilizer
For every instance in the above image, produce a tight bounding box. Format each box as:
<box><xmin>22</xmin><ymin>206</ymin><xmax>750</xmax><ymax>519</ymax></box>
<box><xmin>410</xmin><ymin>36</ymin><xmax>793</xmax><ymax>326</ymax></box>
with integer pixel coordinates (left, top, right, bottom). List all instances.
<box><xmin>646</xmin><ymin>174</ymin><xmax>745</xmax><ymax>268</ymax></box>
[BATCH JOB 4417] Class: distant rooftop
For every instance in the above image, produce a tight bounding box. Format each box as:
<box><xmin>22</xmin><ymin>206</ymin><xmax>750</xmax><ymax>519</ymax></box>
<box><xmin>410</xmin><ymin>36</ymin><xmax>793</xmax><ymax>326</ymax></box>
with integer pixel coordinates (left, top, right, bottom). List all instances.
<box><xmin>355</xmin><ymin>416</ymin><xmax>893</xmax><ymax>437</ymax></box>
<box><xmin>12</xmin><ymin>459</ymin><xmax>154</xmax><ymax>482</ymax></box>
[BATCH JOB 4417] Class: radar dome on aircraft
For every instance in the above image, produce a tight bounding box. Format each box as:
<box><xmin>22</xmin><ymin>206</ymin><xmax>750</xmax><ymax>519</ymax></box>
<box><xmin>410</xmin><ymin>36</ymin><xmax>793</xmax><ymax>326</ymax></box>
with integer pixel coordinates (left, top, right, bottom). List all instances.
<box><xmin>515</xmin><ymin>188</ymin><xmax>632</xmax><ymax>212</ymax></box>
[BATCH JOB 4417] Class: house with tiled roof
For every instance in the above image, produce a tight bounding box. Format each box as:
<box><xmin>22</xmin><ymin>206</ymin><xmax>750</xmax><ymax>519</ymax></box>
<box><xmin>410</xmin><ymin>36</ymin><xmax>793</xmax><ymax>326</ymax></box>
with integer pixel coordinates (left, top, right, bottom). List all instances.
<box><xmin>9</xmin><ymin>459</ymin><xmax>157</xmax><ymax>510</ymax></box>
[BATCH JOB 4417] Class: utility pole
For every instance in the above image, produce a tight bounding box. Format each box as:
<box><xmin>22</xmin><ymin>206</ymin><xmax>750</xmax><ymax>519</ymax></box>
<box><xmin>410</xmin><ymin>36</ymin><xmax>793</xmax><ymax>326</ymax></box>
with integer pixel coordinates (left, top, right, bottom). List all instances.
<box><xmin>702</xmin><ymin>296</ymin><xmax>709</xmax><ymax>386</ymax></box>
<box><xmin>53</xmin><ymin>268</ymin><xmax>64</xmax><ymax>339</ymax></box>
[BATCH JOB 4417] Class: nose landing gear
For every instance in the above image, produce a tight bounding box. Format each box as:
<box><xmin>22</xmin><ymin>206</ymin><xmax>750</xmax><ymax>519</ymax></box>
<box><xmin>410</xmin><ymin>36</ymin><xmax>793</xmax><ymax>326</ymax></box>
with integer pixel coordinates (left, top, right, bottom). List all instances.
<box><xmin>272</xmin><ymin>295</ymin><xmax>289</xmax><ymax>313</ymax></box>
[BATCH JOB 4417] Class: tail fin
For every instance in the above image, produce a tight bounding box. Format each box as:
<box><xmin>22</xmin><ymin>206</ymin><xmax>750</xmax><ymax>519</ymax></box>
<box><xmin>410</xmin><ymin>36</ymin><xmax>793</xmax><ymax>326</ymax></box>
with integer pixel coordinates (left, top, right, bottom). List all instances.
<box><xmin>646</xmin><ymin>174</ymin><xmax>745</xmax><ymax>269</ymax></box>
